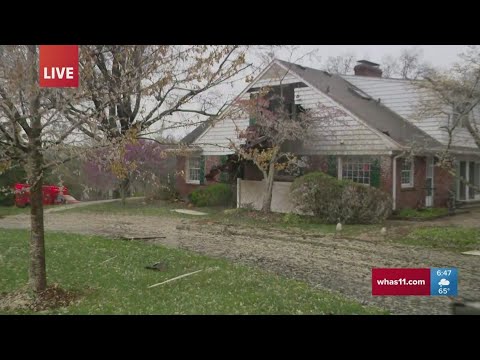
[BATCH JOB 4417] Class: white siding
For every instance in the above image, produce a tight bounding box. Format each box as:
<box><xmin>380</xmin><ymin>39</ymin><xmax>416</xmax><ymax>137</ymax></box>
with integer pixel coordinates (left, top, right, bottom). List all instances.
<box><xmin>252</xmin><ymin>63</ymin><xmax>300</xmax><ymax>88</ymax></box>
<box><xmin>341</xmin><ymin>75</ymin><xmax>478</xmax><ymax>148</ymax></box>
<box><xmin>192</xmin><ymin>64</ymin><xmax>300</xmax><ymax>155</ymax></box>
<box><xmin>294</xmin><ymin>87</ymin><xmax>393</xmax><ymax>155</ymax></box>
<box><xmin>193</xmin><ymin>118</ymin><xmax>249</xmax><ymax>155</ymax></box>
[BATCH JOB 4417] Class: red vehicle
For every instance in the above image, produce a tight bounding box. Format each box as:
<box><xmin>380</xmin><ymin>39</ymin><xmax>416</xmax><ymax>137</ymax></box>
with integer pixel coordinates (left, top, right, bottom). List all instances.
<box><xmin>14</xmin><ymin>183</ymin><xmax>70</xmax><ymax>207</ymax></box>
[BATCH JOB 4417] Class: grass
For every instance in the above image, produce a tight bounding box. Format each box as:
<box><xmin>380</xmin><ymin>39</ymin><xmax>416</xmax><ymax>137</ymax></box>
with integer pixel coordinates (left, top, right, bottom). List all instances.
<box><xmin>397</xmin><ymin>226</ymin><xmax>480</xmax><ymax>252</ymax></box>
<box><xmin>63</xmin><ymin>199</ymin><xmax>375</xmax><ymax>237</ymax></box>
<box><xmin>0</xmin><ymin>206</ymin><xmax>30</xmax><ymax>217</ymax></box>
<box><xmin>396</xmin><ymin>208</ymin><xmax>449</xmax><ymax>219</ymax></box>
<box><xmin>63</xmin><ymin>198</ymin><xmax>199</xmax><ymax>217</ymax></box>
<box><xmin>0</xmin><ymin>204</ymin><xmax>62</xmax><ymax>218</ymax></box>
<box><xmin>0</xmin><ymin>229</ymin><xmax>384</xmax><ymax>315</ymax></box>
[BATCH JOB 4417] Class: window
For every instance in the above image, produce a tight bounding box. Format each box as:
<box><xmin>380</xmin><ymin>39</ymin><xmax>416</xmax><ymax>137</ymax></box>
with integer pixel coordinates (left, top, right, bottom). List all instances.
<box><xmin>187</xmin><ymin>157</ymin><xmax>201</xmax><ymax>184</ymax></box>
<box><xmin>342</xmin><ymin>157</ymin><xmax>372</xmax><ymax>185</ymax></box>
<box><xmin>401</xmin><ymin>158</ymin><xmax>414</xmax><ymax>188</ymax></box>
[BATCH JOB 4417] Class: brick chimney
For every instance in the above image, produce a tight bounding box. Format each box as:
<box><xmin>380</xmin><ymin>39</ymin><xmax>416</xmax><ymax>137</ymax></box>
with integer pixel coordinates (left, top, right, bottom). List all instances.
<box><xmin>354</xmin><ymin>60</ymin><xmax>382</xmax><ymax>77</ymax></box>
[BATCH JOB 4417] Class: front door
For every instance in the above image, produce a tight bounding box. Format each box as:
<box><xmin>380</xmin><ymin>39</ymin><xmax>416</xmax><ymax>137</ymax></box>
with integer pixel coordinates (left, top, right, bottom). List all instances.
<box><xmin>425</xmin><ymin>157</ymin><xmax>434</xmax><ymax>207</ymax></box>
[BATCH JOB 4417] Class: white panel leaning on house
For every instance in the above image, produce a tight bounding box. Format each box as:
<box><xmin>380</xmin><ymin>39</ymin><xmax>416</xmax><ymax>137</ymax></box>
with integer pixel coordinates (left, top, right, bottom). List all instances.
<box><xmin>238</xmin><ymin>179</ymin><xmax>298</xmax><ymax>214</ymax></box>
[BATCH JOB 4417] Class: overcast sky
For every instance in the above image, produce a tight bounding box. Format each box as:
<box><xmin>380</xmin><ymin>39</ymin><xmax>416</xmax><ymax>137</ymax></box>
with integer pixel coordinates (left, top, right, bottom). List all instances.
<box><xmin>166</xmin><ymin>45</ymin><xmax>469</xmax><ymax>139</ymax></box>
<box><xmin>289</xmin><ymin>45</ymin><xmax>467</xmax><ymax>69</ymax></box>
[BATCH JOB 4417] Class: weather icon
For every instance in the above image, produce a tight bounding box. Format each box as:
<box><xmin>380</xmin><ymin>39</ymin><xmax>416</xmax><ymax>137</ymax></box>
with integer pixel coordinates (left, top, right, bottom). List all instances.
<box><xmin>439</xmin><ymin>279</ymin><xmax>450</xmax><ymax>287</ymax></box>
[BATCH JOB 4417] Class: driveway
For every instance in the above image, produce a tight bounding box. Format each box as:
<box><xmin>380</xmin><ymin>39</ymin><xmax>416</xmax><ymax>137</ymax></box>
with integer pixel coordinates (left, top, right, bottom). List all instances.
<box><xmin>1</xmin><ymin>208</ymin><xmax>479</xmax><ymax>315</ymax></box>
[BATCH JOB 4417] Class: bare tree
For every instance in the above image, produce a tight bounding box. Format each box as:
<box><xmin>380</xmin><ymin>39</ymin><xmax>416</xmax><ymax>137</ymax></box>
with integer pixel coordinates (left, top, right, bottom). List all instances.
<box><xmin>380</xmin><ymin>55</ymin><xmax>399</xmax><ymax>78</ymax></box>
<box><xmin>417</xmin><ymin>46</ymin><xmax>480</xmax><ymax>150</ymax></box>
<box><xmin>381</xmin><ymin>47</ymin><xmax>433</xmax><ymax>80</ymax></box>
<box><xmin>414</xmin><ymin>46</ymin><xmax>480</xmax><ymax>192</ymax></box>
<box><xmin>228</xmin><ymin>92</ymin><xmax>344</xmax><ymax>212</ymax></box>
<box><xmin>0</xmin><ymin>46</ymin><xmax>90</xmax><ymax>292</ymax></box>
<box><xmin>323</xmin><ymin>53</ymin><xmax>356</xmax><ymax>75</ymax></box>
<box><xmin>68</xmin><ymin>45</ymin><xmax>252</xmax><ymax>202</ymax></box>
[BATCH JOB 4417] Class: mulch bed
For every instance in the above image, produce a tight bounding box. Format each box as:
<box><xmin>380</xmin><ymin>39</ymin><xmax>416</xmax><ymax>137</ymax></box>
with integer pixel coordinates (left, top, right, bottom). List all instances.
<box><xmin>0</xmin><ymin>283</ymin><xmax>78</xmax><ymax>312</ymax></box>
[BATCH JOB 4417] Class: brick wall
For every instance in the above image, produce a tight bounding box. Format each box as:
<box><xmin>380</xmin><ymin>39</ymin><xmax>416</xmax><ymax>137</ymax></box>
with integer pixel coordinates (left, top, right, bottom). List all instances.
<box><xmin>394</xmin><ymin>156</ymin><xmax>426</xmax><ymax>209</ymax></box>
<box><xmin>433</xmin><ymin>165</ymin><xmax>454</xmax><ymax>207</ymax></box>
<box><xmin>235</xmin><ymin>153</ymin><xmax>451</xmax><ymax>210</ymax></box>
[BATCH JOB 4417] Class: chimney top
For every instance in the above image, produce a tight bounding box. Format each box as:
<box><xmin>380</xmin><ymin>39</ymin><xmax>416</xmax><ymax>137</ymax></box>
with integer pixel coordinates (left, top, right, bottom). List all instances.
<box><xmin>354</xmin><ymin>60</ymin><xmax>382</xmax><ymax>77</ymax></box>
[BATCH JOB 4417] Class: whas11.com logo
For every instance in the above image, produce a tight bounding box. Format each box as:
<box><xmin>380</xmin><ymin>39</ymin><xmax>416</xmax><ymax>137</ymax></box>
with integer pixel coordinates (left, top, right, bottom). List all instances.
<box><xmin>39</xmin><ymin>45</ymin><xmax>78</xmax><ymax>88</ymax></box>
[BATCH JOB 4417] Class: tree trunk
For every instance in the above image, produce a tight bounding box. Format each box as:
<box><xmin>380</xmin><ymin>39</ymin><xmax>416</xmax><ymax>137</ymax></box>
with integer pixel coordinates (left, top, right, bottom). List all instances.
<box><xmin>261</xmin><ymin>161</ymin><xmax>275</xmax><ymax>212</ymax></box>
<box><xmin>27</xmin><ymin>148</ymin><xmax>47</xmax><ymax>293</ymax></box>
<box><xmin>120</xmin><ymin>177</ymin><xmax>130</xmax><ymax>206</ymax></box>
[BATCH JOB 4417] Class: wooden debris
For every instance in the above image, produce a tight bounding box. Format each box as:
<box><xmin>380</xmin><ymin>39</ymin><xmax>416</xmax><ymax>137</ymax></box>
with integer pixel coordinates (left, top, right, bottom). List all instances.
<box><xmin>119</xmin><ymin>236</ymin><xmax>166</xmax><ymax>241</ymax></box>
<box><xmin>100</xmin><ymin>256</ymin><xmax>117</xmax><ymax>265</ymax></box>
<box><xmin>147</xmin><ymin>269</ymin><xmax>203</xmax><ymax>289</ymax></box>
<box><xmin>145</xmin><ymin>261</ymin><xmax>168</xmax><ymax>271</ymax></box>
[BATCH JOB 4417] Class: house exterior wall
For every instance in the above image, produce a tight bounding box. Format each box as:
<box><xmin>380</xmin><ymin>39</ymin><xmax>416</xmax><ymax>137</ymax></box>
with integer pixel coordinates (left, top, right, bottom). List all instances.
<box><xmin>294</xmin><ymin>87</ymin><xmax>395</xmax><ymax>155</ymax></box>
<box><xmin>176</xmin><ymin>155</ymin><xmax>222</xmax><ymax>198</ymax></box>
<box><xmin>434</xmin><ymin>165</ymin><xmax>454</xmax><ymax>207</ymax></box>
<box><xmin>394</xmin><ymin>157</ymin><xmax>427</xmax><ymax>209</ymax></box>
<box><xmin>238</xmin><ymin>154</ymin><xmax>456</xmax><ymax>211</ymax></box>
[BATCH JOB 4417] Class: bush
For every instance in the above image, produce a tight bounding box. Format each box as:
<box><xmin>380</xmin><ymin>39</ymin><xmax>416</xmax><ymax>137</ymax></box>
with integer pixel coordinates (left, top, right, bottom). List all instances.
<box><xmin>189</xmin><ymin>183</ymin><xmax>233</xmax><ymax>207</ymax></box>
<box><xmin>290</xmin><ymin>172</ymin><xmax>392</xmax><ymax>224</ymax></box>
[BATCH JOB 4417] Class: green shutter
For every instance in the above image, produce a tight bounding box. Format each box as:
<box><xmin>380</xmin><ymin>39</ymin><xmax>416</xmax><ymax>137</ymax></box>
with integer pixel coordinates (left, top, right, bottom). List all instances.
<box><xmin>327</xmin><ymin>156</ymin><xmax>337</xmax><ymax>178</ymax></box>
<box><xmin>249</xmin><ymin>93</ymin><xmax>257</xmax><ymax>126</ymax></box>
<box><xmin>219</xmin><ymin>156</ymin><xmax>228</xmax><ymax>183</ymax></box>
<box><xmin>371</xmin><ymin>158</ymin><xmax>380</xmax><ymax>188</ymax></box>
<box><xmin>199</xmin><ymin>156</ymin><xmax>206</xmax><ymax>185</ymax></box>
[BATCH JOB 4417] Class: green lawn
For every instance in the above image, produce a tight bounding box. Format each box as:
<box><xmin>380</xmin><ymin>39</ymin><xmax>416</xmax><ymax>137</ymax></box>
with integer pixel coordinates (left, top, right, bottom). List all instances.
<box><xmin>0</xmin><ymin>206</ymin><xmax>30</xmax><ymax>217</ymax></box>
<box><xmin>63</xmin><ymin>198</ymin><xmax>206</xmax><ymax>217</ymax></box>
<box><xmin>397</xmin><ymin>226</ymin><xmax>480</xmax><ymax>252</ymax></box>
<box><xmin>0</xmin><ymin>229</ymin><xmax>384</xmax><ymax>314</ymax></box>
<box><xmin>0</xmin><ymin>205</ymin><xmax>59</xmax><ymax>218</ymax></box>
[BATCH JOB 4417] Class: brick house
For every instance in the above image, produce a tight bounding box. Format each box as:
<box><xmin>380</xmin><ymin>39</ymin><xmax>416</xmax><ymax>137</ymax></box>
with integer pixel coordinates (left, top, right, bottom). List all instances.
<box><xmin>176</xmin><ymin>59</ymin><xmax>480</xmax><ymax>210</ymax></box>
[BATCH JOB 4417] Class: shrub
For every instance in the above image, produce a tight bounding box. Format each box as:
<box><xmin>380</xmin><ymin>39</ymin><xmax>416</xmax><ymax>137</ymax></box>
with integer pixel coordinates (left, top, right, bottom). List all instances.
<box><xmin>290</xmin><ymin>171</ymin><xmax>392</xmax><ymax>224</ymax></box>
<box><xmin>146</xmin><ymin>183</ymin><xmax>179</xmax><ymax>201</ymax></box>
<box><xmin>189</xmin><ymin>183</ymin><xmax>233</xmax><ymax>207</ymax></box>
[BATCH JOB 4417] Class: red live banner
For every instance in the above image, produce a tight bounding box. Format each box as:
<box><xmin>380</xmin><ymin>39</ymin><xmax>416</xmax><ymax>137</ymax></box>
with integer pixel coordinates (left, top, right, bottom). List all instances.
<box><xmin>39</xmin><ymin>45</ymin><xmax>79</xmax><ymax>88</ymax></box>
<box><xmin>372</xmin><ymin>268</ymin><xmax>430</xmax><ymax>296</ymax></box>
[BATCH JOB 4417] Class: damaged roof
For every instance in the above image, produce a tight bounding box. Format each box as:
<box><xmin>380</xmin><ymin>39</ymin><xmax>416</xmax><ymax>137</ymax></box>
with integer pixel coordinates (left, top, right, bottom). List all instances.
<box><xmin>181</xmin><ymin>58</ymin><xmax>480</xmax><ymax>155</ymax></box>
<box><xmin>275</xmin><ymin>59</ymin><xmax>442</xmax><ymax>149</ymax></box>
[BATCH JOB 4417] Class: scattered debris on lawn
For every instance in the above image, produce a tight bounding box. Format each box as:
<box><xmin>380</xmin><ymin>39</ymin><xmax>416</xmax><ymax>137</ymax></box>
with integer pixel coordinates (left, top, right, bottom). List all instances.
<box><xmin>145</xmin><ymin>261</ymin><xmax>168</xmax><ymax>271</ymax></box>
<box><xmin>100</xmin><ymin>255</ymin><xmax>117</xmax><ymax>265</ymax></box>
<box><xmin>118</xmin><ymin>236</ymin><xmax>166</xmax><ymax>241</ymax></box>
<box><xmin>148</xmin><ymin>269</ymin><xmax>203</xmax><ymax>288</ymax></box>
<box><xmin>171</xmin><ymin>209</ymin><xmax>208</xmax><ymax>216</ymax></box>
<box><xmin>0</xmin><ymin>283</ymin><xmax>78</xmax><ymax>312</ymax></box>
<box><xmin>461</xmin><ymin>250</ymin><xmax>480</xmax><ymax>256</ymax></box>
